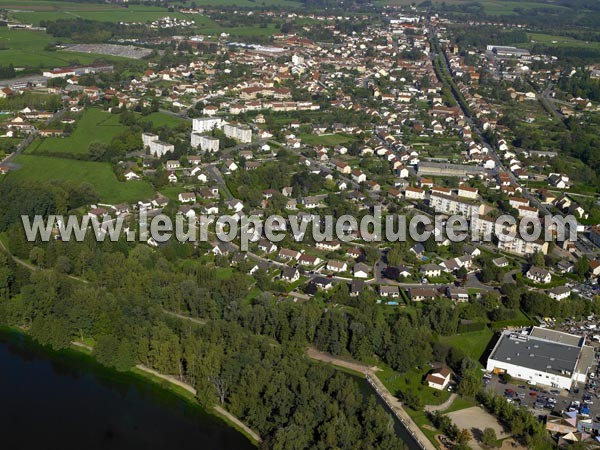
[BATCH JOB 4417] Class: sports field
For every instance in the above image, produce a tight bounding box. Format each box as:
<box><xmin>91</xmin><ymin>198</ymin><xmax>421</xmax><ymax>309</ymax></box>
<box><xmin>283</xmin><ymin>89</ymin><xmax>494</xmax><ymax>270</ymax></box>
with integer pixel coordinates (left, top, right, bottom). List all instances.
<box><xmin>6</xmin><ymin>154</ymin><xmax>154</xmax><ymax>204</ymax></box>
<box><xmin>29</xmin><ymin>109</ymin><xmax>126</xmax><ymax>157</ymax></box>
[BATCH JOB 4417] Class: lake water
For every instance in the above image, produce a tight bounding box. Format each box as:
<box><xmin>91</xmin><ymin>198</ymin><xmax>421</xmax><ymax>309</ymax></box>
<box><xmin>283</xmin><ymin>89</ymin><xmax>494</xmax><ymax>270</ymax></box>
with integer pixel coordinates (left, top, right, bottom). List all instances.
<box><xmin>0</xmin><ymin>330</ymin><xmax>255</xmax><ymax>450</ymax></box>
<box><xmin>0</xmin><ymin>329</ymin><xmax>422</xmax><ymax>450</ymax></box>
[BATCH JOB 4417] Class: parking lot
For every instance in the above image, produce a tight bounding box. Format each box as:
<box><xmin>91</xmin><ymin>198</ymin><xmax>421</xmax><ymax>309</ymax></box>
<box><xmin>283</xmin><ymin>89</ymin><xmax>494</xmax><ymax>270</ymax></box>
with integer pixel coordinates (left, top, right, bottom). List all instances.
<box><xmin>485</xmin><ymin>369</ymin><xmax>600</xmax><ymax>421</ymax></box>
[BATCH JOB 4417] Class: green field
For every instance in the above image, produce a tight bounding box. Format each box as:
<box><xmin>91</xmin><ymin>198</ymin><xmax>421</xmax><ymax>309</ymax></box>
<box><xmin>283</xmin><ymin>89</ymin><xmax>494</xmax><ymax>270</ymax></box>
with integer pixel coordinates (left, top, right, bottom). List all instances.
<box><xmin>6</xmin><ymin>154</ymin><xmax>154</xmax><ymax>203</ymax></box>
<box><xmin>377</xmin><ymin>365</ymin><xmax>451</xmax><ymax>406</ymax></box>
<box><xmin>523</xmin><ymin>32</ymin><xmax>600</xmax><ymax>49</ymax></box>
<box><xmin>299</xmin><ymin>133</ymin><xmax>356</xmax><ymax>147</ymax></box>
<box><xmin>0</xmin><ymin>28</ymin><xmax>128</xmax><ymax>69</ymax></box>
<box><xmin>138</xmin><ymin>112</ymin><xmax>190</xmax><ymax>129</ymax></box>
<box><xmin>440</xmin><ymin>328</ymin><xmax>494</xmax><ymax>364</ymax></box>
<box><xmin>377</xmin><ymin>0</ymin><xmax>571</xmax><ymax>15</ymax></box>
<box><xmin>30</xmin><ymin>109</ymin><xmax>126</xmax><ymax>156</ymax></box>
<box><xmin>171</xmin><ymin>0</ymin><xmax>300</xmax><ymax>7</ymax></box>
<box><xmin>2</xmin><ymin>2</ymin><xmax>189</xmax><ymax>24</ymax></box>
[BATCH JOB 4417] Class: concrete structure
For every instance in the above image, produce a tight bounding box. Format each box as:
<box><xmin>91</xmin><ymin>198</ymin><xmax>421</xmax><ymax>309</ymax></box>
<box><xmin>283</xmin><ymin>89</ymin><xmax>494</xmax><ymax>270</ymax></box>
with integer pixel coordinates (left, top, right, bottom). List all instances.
<box><xmin>417</xmin><ymin>161</ymin><xmax>486</xmax><ymax>177</ymax></box>
<box><xmin>191</xmin><ymin>133</ymin><xmax>220</xmax><ymax>152</ymax></box>
<box><xmin>192</xmin><ymin>117</ymin><xmax>223</xmax><ymax>133</ymax></box>
<box><xmin>224</xmin><ymin>123</ymin><xmax>252</xmax><ymax>143</ymax></box>
<box><xmin>429</xmin><ymin>192</ymin><xmax>484</xmax><ymax>219</ymax></box>
<box><xmin>148</xmin><ymin>140</ymin><xmax>174</xmax><ymax>158</ymax></box>
<box><xmin>486</xmin><ymin>327</ymin><xmax>594</xmax><ymax>389</ymax></box>
<box><xmin>497</xmin><ymin>235</ymin><xmax>548</xmax><ymax>256</ymax></box>
<box><xmin>142</xmin><ymin>132</ymin><xmax>160</xmax><ymax>148</ymax></box>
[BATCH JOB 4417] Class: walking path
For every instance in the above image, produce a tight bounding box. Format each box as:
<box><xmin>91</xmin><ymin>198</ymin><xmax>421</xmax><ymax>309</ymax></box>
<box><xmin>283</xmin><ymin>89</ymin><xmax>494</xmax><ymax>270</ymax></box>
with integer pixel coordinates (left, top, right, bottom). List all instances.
<box><xmin>136</xmin><ymin>365</ymin><xmax>262</xmax><ymax>444</ymax></box>
<box><xmin>306</xmin><ymin>347</ymin><xmax>437</xmax><ymax>450</ymax></box>
<box><xmin>424</xmin><ymin>393</ymin><xmax>457</xmax><ymax>413</ymax></box>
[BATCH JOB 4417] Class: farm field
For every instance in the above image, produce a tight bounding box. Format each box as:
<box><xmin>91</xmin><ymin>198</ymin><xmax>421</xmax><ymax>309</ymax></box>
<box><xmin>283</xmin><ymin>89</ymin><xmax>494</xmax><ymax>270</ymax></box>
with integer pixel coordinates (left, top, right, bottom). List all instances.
<box><xmin>6</xmin><ymin>154</ymin><xmax>154</xmax><ymax>204</ymax></box>
<box><xmin>376</xmin><ymin>0</ymin><xmax>571</xmax><ymax>15</ymax></box>
<box><xmin>0</xmin><ymin>28</ymin><xmax>128</xmax><ymax>69</ymax></box>
<box><xmin>29</xmin><ymin>109</ymin><xmax>126</xmax><ymax>157</ymax></box>
<box><xmin>3</xmin><ymin>2</ymin><xmax>188</xmax><ymax>25</ymax></box>
<box><xmin>170</xmin><ymin>0</ymin><xmax>301</xmax><ymax>7</ymax></box>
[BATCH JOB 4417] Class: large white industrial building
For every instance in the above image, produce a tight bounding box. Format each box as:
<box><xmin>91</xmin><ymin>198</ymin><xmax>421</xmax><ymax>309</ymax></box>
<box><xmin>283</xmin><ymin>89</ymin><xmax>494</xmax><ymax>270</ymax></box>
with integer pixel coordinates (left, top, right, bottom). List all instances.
<box><xmin>486</xmin><ymin>327</ymin><xmax>594</xmax><ymax>390</ymax></box>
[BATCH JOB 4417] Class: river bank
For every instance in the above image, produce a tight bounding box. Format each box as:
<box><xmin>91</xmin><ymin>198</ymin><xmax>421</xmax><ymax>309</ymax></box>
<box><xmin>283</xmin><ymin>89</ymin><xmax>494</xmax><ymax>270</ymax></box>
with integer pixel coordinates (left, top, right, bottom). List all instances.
<box><xmin>0</xmin><ymin>326</ymin><xmax>260</xmax><ymax>448</ymax></box>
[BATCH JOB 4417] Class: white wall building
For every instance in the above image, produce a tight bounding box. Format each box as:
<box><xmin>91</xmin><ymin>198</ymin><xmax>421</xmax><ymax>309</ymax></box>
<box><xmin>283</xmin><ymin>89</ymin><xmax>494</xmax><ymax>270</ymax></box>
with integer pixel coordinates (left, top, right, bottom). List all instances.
<box><xmin>148</xmin><ymin>140</ymin><xmax>174</xmax><ymax>158</ymax></box>
<box><xmin>486</xmin><ymin>327</ymin><xmax>593</xmax><ymax>390</ymax></box>
<box><xmin>224</xmin><ymin>123</ymin><xmax>252</xmax><ymax>143</ymax></box>
<box><xmin>142</xmin><ymin>132</ymin><xmax>160</xmax><ymax>148</ymax></box>
<box><xmin>429</xmin><ymin>192</ymin><xmax>483</xmax><ymax>219</ymax></box>
<box><xmin>192</xmin><ymin>117</ymin><xmax>223</xmax><ymax>133</ymax></box>
<box><xmin>191</xmin><ymin>133</ymin><xmax>220</xmax><ymax>152</ymax></box>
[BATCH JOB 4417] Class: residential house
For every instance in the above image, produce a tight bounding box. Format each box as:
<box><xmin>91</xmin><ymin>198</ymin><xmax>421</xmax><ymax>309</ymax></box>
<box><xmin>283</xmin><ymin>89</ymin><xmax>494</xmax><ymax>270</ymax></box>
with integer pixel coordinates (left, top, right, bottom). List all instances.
<box><xmin>379</xmin><ymin>285</ymin><xmax>400</xmax><ymax>298</ymax></box>
<box><xmin>426</xmin><ymin>368</ymin><xmax>452</xmax><ymax>390</ymax></box>
<box><xmin>281</xmin><ymin>267</ymin><xmax>300</xmax><ymax>282</ymax></box>
<box><xmin>327</xmin><ymin>260</ymin><xmax>347</xmax><ymax>273</ymax></box>
<box><xmin>526</xmin><ymin>266</ymin><xmax>552</xmax><ymax>284</ymax></box>
<box><xmin>548</xmin><ymin>286</ymin><xmax>571</xmax><ymax>301</ymax></box>
<box><xmin>353</xmin><ymin>262</ymin><xmax>371</xmax><ymax>279</ymax></box>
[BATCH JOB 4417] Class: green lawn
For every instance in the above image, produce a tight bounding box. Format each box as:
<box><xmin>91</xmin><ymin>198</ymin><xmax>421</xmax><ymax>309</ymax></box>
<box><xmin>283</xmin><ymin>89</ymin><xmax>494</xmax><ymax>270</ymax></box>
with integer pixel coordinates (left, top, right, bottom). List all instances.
<box><xmin>440</xmin><ymin>328</ymin><xmax>494</xmax><ymax>365</ymax></box>
<box><xmin>31</xmin><ymin>109</ymin><xmax>126</xmax><ymax>157</ymax></box>
<box><xmin>0</xmin><ymin>28</ymin><xmax>128</xmax><ymax>69</ymax></box>
<box><xmin>5</xmin><ymin>154</ymin><xmax>154</xmax><ymax>204</ymax></box>
<box><xmin>138</xmin><ymin>112</ymin><xmax>190</xmax><ymax>129</ymax></box>
<box><xmin>299</xmin><ymin>133</ymin><xmax>356</xmax><ymax>147</ymax></box>
<box><xmin>377</xmin><ymin>365</ymin><xmax>451</xmax><ymax>407</ymax></box>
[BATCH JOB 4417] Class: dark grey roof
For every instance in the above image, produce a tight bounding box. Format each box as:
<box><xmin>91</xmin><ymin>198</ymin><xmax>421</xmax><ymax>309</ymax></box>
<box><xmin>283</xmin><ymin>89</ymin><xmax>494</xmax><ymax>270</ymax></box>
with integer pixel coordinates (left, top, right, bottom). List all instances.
<box><xmin>489</xmin><ymin>330</ymin><xmax>583</xmax><ymax>376</ymax></box>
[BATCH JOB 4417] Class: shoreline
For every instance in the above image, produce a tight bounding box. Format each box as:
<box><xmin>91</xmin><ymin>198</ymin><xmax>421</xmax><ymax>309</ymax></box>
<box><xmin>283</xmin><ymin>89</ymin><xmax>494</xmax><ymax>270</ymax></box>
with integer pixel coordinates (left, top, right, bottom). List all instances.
<box><xmin>306</xmin><ymin>346</ymin><xmax>437</xmax><ymax>450</ymax></box>
<box><xmin>0</xmin><ymin>327</ymin><xmax>260</xmax><ymax>448</ymax></box>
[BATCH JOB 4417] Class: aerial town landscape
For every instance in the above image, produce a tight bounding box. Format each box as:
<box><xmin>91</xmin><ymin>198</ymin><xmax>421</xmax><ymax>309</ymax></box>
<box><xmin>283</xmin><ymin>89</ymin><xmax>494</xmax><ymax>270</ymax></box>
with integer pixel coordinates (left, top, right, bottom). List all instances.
<box><xmin>2</xmin><ymin>0</ymin><xmax>600</xmax><ymax>449</ymax></box>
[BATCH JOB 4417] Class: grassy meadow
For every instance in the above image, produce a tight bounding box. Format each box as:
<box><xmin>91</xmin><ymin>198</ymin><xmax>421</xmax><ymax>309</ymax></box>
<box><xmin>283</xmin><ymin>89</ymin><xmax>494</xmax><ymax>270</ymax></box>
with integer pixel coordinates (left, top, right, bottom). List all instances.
<box><xmin>29</xmin><ymin>109</ymin><xmax>126</xmax><ymax>157</ymax></box>
<box><xmin>6</xmin><ymin>154</ymin><xmax>154</xmax><ymax>204</ymax></box>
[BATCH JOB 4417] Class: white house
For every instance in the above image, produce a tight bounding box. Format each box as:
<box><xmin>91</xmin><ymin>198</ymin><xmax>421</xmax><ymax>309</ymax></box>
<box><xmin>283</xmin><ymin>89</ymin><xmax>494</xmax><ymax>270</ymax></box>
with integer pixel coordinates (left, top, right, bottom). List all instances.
<box><xmin>379</xmin><ymin>285</ymin><xmax>400</xmax><ymax>298</ymax></box>
<box><xmin>281</xmin><ymin>267</ymin><xmax>300</xmax><ymax>282</ymax></box>
<box><xmin>353</xmin><ymin>262</ymin><xmax>371</xmax><ymax>278</ymax></box>
<box><xmin>178</xmin><ymin>192</ymin><xmax>196</xmax><ymax>203</ymax></box>
<box><xmin>404</xmin><ymin>186</ymin><xmax>425</xmax><ymax>200</ymax></box>
<box><xmin>548</xmin><ymin>286</ymin><xmax>571</xmax><ymax>301</ymax></box>
<box><xmin>327</xmin><ymin>260</ymin><xmax>347</xmax><ymax>273</ymax></box>
<box><xmin>526</xmin><ymin>266</ymin><xmax>552</xmax><ymax>284</ymax></box>
<box><xmin>426</xmin><ymin>368</ymin><xmax>452</xmax><ymax>390</ymax></box>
